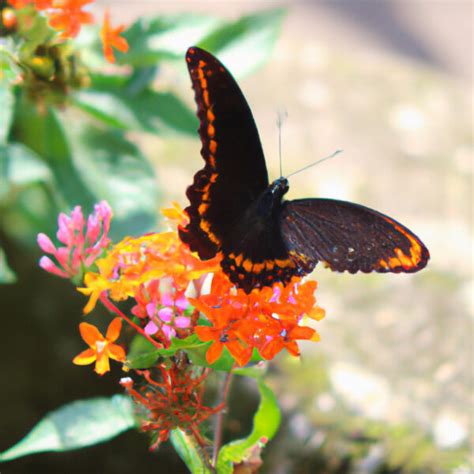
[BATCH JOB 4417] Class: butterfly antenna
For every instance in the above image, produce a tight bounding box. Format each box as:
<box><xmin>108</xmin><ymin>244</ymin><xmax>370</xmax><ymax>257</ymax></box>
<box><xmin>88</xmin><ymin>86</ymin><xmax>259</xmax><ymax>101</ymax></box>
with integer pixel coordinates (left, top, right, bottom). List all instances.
<box><xmin>286</xmin><ymin>149</ymin><xmax>343</xmax><ymax>179</ymax></box>
<box><xmin>276</xmin><ymin>108</ymin><xmax>287</xmax><ymax>177</ymax></box>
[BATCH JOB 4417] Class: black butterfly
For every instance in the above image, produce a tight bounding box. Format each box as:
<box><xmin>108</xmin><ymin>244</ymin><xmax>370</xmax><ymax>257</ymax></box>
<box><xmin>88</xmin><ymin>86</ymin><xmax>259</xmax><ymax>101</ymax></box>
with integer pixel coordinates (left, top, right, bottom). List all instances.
<box><xmin>178</xmin><ymin>47</ymin><xmax>430</xmax><ymax>293</ymax></box>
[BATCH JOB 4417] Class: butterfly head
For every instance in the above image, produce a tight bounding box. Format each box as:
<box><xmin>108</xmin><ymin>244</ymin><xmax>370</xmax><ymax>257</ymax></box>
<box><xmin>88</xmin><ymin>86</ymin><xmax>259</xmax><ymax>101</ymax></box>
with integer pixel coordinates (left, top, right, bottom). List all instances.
<box><xmin>270</xmin><ymin>177</ymin><xmax>289</xmax><ymax>199</ymax></box>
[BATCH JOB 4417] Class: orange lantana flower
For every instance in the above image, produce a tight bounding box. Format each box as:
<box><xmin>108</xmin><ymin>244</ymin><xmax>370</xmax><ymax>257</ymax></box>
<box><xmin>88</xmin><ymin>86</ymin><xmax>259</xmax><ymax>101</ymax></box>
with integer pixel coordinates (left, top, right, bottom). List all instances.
<box><xmin>78</xmin><ymin>206</ymin><xmax>220</xmax><ymax>314</ymax></box>
<box><xmin>73</xmin><ymin>317</ymin><xmax>126</xmax><ymax>375</ymax></box>
<box><xmin>193</xmin><ymin>273</ymin><xmax>324</xmax><ymax>366</ymax></box>
<box><xmin>100</xmin><ymin>9</ymin><xmax>129</xmax><ymax>64</ymax></box>
<box><xmin>34</xmin><ymin>0</ymin><xmax>52</xmax><ymax>9</ymax></box>
<box><xmin>194</xmin><ymin>303</ymin><xmax>253</xmax><ymax>366</ymax></box>
<box><xmin>48</xmin><ymin>0</ymin><xmax>94</xmax><ymax>38</ymax></box>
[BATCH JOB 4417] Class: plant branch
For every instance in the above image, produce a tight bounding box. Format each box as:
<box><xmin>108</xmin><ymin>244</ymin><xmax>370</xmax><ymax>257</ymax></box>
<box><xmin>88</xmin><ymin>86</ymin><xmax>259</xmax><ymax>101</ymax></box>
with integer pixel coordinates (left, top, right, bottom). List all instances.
<box><xmin>212</xmin><ymin>369</ymin><xmax>234</xmax><ymax>467</ymax></box>
<box><xmin>99</xmin><ymin>293</ymin><xmax>163</xmax><ymax>350</ymax></box>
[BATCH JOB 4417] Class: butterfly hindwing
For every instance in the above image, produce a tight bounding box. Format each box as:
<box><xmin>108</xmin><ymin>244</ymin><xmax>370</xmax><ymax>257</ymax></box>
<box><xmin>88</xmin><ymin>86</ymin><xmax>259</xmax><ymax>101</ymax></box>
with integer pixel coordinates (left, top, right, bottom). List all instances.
<box><xmin>280</xmin><ymin>199</ymin><xmax>430</xmax><ymax>274</ymax></box>
<box><xmin>179</xmin><ymin>47</ymin><xmax>269</xmax><ymax>260</ymax></box>
<box><xmin>219</xmin><ymin>187</ymin><xmax>305</xmax><ymax>292</ymax></box>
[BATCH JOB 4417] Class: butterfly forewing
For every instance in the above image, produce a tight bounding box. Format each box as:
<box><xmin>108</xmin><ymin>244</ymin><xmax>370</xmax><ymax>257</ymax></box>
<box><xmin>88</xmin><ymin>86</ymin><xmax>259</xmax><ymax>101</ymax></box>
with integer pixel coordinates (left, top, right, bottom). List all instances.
<box><xmin>281</xmin><ymin>199</ymin><xmax>430</xmax><ymax>274</ymax></box>
<box><xmin>179</xmin><ymin>47</ymin><xmax>269</xmax><ymax>260</ymax></box>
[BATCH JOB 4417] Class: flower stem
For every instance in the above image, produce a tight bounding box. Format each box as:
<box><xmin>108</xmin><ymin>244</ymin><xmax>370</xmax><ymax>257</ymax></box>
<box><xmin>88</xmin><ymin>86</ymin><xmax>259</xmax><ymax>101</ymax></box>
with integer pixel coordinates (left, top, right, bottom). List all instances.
<box><xmin>212</xmin><ymin>370</ymin><xmax>234</xmax><ymax>467</ymax></box>
<box><xmin>99</xmin><ymin>293</ymin><xmax>163</xmax><ymax>350</ymax></box>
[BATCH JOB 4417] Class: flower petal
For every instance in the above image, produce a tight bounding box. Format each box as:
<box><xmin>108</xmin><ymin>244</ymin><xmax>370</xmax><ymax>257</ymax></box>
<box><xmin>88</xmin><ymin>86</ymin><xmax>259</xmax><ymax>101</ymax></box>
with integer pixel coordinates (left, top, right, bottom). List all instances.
<box><xmin>107</xmin><ymin>343</ymin><xmax>126</xmax><ymax>362</ymax></box>
<box><xmin>95</xmin><ymin>352</ymin><xmax>110</xmax><ymax>375</ymax></box>
<box><xmin>79</xmin><ymin>322</ymin><xmax>104</xmax><ymax>347</ymax></box>
<box><xmin>206</xmin><ymin>341</ymin><xmax>223</xmax><ymax>365</ymax></box>
<box><xmin>105</xmin><ymin>317</ymin><xmax>122</xmax><ymax>341</ymax></box>
<box><xmin>72</xmin><ymin>348</ymin><xmax>96</xmax><ymax>365</ymax></box>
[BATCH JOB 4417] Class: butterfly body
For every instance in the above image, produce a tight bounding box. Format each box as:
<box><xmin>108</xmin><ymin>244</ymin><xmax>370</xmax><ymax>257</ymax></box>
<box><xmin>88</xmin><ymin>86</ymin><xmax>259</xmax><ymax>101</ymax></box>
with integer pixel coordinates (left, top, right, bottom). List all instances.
<box><xmin>179</xmin><ymin>46</ymin><xmax>430</xmax><ymax>293</ymax></box>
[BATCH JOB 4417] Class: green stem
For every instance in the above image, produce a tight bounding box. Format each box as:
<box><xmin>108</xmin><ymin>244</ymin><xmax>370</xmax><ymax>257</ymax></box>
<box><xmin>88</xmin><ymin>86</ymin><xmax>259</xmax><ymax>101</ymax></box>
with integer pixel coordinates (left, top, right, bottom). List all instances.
<box><xmin>212</xmin><ymin>370</ymin><xmax>234</xmax><ymax>468</ymax></box>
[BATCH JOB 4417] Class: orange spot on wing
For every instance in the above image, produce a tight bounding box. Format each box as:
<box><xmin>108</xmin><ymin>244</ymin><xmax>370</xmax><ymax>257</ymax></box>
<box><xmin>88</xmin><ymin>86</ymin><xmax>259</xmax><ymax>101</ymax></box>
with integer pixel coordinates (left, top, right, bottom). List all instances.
<box><xmin>264</xmin><ymin>260</ymin><xmax>274</xmax><ymax>270</ymax></box>
<box><xmin>234</xmin><ymin>254</ymin><xmax>243</xmax><ymax>266</ymax></box>
<box><xmin>207</xmin><ymin>123</ymin><xmax>215</xmax><ymax>137</ymax></box>
<box><xmin>207</xmin><ymin>109</ymin><xmax>215</xmax><ymax>122</ymax></box>
<box><xmin>199</xmin><ymin>219</ymin><xmax>220</xmax><ymax>245</ymax></box>
<box><xmin>275</xmin><ymin>258</ymin><xmax>293</xmax><ymax>268</ymax></box>
<box><xmin>202</xmin><ymin>90</ymin><xmax>210</xmax><ymax>106</ymax></box>
<box><xmin>387</xmin><ymin>247</ymin><xmax>417</xmax><ymax>269</ymax></box>
<box><xmin>253</xmin><ymin>263</ymin><xmax>265</xmax><ymax>273</ymax></box>
<box><xmin>243</xmin><ymin>259</ymin><xmax>253</xmax><ymax>272</ymax></box>
<box><xmin>382</xmin><ymin>217</ymin><xmax>424</xmax><ymax>267</ymax></box>
<box><xmin>209</xmin><ymin>140</ymin><xmax>217</xmax><ymax>154</ymax></box>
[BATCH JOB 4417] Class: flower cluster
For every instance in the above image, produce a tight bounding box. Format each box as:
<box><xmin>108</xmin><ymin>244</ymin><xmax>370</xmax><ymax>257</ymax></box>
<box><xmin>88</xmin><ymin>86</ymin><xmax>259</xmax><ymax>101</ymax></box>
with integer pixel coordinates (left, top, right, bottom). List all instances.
<box><xmin>120</xmin><ymin>364</ymin><xmax>222</xmax><ymax>449</ymax></box>
<box><xmin>38</xmin><ymin>200</ymin><xmax>325</xmax><ymax>449</ymax></box>
<box><xmin>38</xmin><ymin>201</ymin><xmax>325</xmax><ymax>371</ymax></box>
<box><xmin>193</xmin><ymin>273</ymin><xmax>325</xmax><ymax>366</ymax></box>
<box><xmin>37</xmin><ymin>201</ymin><xmax>112</xmax><ymax>280</ymax></box>
<box><xmin>5</xmin><ymin>0</ymin><xmax>128</xmax><ymax>63</ymax></box>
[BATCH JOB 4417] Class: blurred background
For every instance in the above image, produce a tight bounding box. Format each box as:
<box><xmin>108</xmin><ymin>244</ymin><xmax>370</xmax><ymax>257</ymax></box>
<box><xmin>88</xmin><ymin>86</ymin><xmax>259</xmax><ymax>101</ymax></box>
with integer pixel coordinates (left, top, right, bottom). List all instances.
<box><xmin>1</xmin><ymin>0</ymin><xmax>472</xmax><ymax>472</ymax></box>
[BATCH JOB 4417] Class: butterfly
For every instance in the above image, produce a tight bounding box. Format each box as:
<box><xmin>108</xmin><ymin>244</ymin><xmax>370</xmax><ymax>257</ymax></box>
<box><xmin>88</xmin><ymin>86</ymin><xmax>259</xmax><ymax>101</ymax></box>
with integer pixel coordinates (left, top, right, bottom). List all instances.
<box><xmin>178</xmin><ymin>46</ymin><xmax>430</xmax><ymax>293</ymax></box>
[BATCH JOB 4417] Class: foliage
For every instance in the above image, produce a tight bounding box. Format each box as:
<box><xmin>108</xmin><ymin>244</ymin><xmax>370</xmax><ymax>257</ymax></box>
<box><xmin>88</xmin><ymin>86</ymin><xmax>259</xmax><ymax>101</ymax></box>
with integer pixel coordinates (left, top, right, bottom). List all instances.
<box><xmin>0</xmin><ymin>2</ymin><xmax>294</xmax><ymax>471</ymax></box>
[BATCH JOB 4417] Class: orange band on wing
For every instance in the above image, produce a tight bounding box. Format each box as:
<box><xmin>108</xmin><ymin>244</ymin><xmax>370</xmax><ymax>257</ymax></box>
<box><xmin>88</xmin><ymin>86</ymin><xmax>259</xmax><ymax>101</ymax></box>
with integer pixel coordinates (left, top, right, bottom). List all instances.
<box><xmin>380</xmin><ymin>217</ymin><xmax>427</xmax><ymax>271</ymax></box>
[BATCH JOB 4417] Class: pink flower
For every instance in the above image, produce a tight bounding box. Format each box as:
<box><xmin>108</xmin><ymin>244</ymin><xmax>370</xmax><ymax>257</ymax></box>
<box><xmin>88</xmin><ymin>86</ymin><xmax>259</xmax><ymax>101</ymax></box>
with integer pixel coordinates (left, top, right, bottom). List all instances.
<box><xmin>38</xmin><ymin>201</ymin><xmax>112</xmax><ymax>280</ymax></box>
<box><xmin>132</xmin><ymin>278</ymin><xmax>192</xmax><ymax>343</ymax></box>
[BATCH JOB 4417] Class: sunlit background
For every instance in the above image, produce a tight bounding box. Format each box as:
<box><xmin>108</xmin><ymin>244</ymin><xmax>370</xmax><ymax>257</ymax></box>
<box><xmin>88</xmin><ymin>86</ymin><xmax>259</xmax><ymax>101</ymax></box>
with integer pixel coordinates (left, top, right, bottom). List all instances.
<box><xmin>1</xmin><ymin>0</ymin><xmax>472</xmax><ymax>472</ymax></box>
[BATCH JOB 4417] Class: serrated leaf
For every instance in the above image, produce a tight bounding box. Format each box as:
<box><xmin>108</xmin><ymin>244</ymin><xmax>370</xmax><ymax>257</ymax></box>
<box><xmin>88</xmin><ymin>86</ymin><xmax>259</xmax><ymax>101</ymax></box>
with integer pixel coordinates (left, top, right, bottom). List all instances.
<box><xmin>0</xmin><ymin>247</ymin><xmax>17</xmax><ymax>284</ymax></box>
<box><xmin>198</xmin><ymin>8</ymin><xmax>286</xmax><ymax>78</ymax></box>
<box><xmin>73</xmin><ymin>73</ymin><xmax>197</xmax><ymax>135</ymax></box>
<box><xmin>170</xmin><ymin>429</ymin><xmax>212</xmax><ymax>474</ymax></box>
<box><xmin>217</xmin><ymin>380</ymin><xmax>281</xmax><ymax>472</ymax></box>
<box><xmin>0</xmin><ymin>395</ymin><xmax>136</xmax><ymax>461</ymax></box>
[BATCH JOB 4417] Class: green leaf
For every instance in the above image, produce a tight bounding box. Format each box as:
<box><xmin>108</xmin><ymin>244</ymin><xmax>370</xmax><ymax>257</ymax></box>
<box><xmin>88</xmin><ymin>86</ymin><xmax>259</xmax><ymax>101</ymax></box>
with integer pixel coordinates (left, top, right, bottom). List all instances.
<box><xmin>120</xmin><ymin>14</ymin><xmax>220</xmax><ymax>67</ymax></box>
<box><xmin>16</xmin><ymin>7</ymin><xmax>55</xmax><ymax>56</ymax></box>
<box><xmin>0</xmin><ymin>395</ymin><xmax>136</xmax><ymax>461</ymax></box>
<box><xmin>0</xmin><ymin>143</ymin><xmax>52</xmax><ymax>201</ymax></box>
<box><xmin>170</xmin><ymin>429</ymin><xmax>212</xmax><ymax>474</ymax></box>
<box><xmin>198</xmin><ymin>8</ymin><xmax>286</xmax><ymax>77</ymax></box>
<box><xmin>127</xmin><ymin>66</ymin><xmax>159</xmax><ymax>95</ymax></box>
<box><xmin>126</xmin><ymin>335</ymin><xmax>161</xmax><ymax>369</ymax></box>
<box><xmin>216</xmin><ymin>380</ymin><xmax>281</xmax><ymax>472</ymax></box>
<box><xmin>63</xmin><ymin>121</ymin><xmax>159</xmax><ymax>239</ymax></box>
<box><xmin>11</xmin><ymin>99</ymin><xmax>96</xmax><ymax>209</ymax></box>
<box><xmin>0</xmin><ymin>247</ymin><xmax>17</xmax><ymax>284</ymax></box>
<box><xmin>188</xmin><ymin>346</ymin><xmax>264</xmax><ymax>372</ymax></box>
<box><xmin>125</xmin><ymin>334</ymin><xmax>207</xmax><ymax>370</ymax></box>
<box><xmin>0</xmin><ymin>78</ymin><xmax>14</xmax><ymax>144</ymax></box>
<box><xmin>73</xmin><ymin>73</ymin><xmax>197</xmax><ymax>135</ymax></box>
<box><xmin>0</xmin><ymin>46</ymin><xmax>20</xmax><ymax>83</ymax></box>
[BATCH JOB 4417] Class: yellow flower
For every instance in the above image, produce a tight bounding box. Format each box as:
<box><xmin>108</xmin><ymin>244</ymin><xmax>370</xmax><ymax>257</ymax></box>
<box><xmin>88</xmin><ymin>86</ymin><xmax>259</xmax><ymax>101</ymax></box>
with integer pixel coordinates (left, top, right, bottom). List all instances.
<box><xmin>73</xmin><ymin>317</ymin><xmax>125</xmax><ymax>375</ymax></box>
<box><xmin>78</xmin><ymin>207</ymin><xmax>220</xmax><ymax>314</ymax></box>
